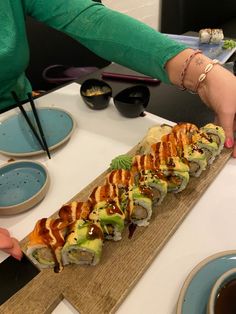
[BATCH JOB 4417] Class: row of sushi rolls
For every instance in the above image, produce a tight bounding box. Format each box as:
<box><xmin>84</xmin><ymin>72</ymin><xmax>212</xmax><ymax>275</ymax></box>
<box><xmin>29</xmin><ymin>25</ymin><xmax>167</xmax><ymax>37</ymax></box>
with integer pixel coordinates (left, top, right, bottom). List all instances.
<box><xmin>26</xmin><ymin>122</ymin><xmax>225</xmax><ymax>272</ymax></box>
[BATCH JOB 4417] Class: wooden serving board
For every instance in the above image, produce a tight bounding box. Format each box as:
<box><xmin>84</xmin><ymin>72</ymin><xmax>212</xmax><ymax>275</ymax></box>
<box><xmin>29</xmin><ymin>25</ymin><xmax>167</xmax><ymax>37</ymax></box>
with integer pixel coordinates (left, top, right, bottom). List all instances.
<box><xmin>0</xmin><ymin>146</ymin><xmax>232</xmax><ymax>314</ymax></box>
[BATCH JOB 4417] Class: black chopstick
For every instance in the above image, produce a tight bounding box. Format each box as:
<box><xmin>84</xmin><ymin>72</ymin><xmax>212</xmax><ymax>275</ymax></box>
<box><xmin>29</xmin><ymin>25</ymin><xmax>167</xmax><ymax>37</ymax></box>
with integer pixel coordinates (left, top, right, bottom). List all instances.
<box><xmin>11</xmin><ymin>91</ymin><xmax>51</xmax><ymax>159</ymax></box>
<box><xmin>27</xmin><ymin>92</ymin><xmax>51</xmax><ymax>159</ymax></box>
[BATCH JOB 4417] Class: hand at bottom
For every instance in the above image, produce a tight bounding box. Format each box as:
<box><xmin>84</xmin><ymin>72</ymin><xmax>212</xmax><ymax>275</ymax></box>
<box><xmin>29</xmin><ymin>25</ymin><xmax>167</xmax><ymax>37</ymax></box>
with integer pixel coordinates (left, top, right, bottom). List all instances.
<box><xmin>0</xmin><ymin>228</ymin><xmax>22</xmax><ymax>260</ymax></box>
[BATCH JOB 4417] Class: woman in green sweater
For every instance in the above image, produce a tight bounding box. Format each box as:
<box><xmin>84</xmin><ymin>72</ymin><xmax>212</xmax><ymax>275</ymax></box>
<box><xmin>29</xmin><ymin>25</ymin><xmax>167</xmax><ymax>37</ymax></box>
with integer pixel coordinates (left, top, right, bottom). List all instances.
<box><xmin>1</xmin><ymin>0</ymin><xmax>236</xmax><ymax>259</ymax></box>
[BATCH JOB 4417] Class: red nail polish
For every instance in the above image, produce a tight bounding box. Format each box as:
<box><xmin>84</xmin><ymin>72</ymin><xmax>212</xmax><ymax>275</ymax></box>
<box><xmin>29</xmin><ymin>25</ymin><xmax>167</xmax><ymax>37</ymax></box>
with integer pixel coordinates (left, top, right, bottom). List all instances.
<box><xmin>225</xmin><ymin>138</ymin><xmax>234</xmax><ymax>148</ymax></box>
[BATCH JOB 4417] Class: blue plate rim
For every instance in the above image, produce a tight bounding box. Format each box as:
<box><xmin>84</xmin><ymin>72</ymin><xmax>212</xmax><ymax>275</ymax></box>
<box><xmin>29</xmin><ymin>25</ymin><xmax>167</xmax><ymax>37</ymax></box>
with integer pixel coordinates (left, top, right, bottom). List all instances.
<box><xmin>0</xmin><ymin>107</ymin><xmax>76</xmax><ymax>157</ymax></box>
<box><xmin>165</xmin><ymin>33</ymin><xmax>236</xmax><ymax>64</ymax></box>
<box><xmin>176</xmin><ymin>250</ymin><xmax>236</xmax><ymax>314</ymax></box>
<box><xmin>0</xmin><ymin>160</ymin><xmax>50</xmax><ymax>213</ymax></box>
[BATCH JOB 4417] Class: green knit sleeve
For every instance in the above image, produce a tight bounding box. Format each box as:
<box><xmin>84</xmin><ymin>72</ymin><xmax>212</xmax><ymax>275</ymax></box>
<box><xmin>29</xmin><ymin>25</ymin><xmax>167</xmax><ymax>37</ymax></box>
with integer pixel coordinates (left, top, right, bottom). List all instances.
<box><xmin>24</xmin><ymin>0</ymin><xmax>187</xmax><ymax>83</ymax></box>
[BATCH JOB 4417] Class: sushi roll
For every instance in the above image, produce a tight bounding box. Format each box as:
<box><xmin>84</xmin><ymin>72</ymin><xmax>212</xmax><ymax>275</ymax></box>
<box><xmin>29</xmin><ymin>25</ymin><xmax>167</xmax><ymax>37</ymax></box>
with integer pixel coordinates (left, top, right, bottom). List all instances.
<box><xmin>26</xmin><ymin>218</ymin><xmax>67</xmax><ymax>272</ymax></box>
<box><xmin>106</xmin><ymin>169</ymin><xmax>135</xmax><ymax>188</ymax></box>
<box><xmin>161</xmin><ymin>131</ymin><xmax>207</xmax><ymax>177</ymax></box>
<box><xmin>151</xmin><ymin>141</ymin><xmax>190</xmax><ymax>173</ymax></box>
<box><xmin>199</xmin><ymin>28</ymin><xmax>224</xmax><ymax>44</ymax></box>
<box><xmin>166</xmin><ymin>171</ymin><xmax>189</xmax><ymax>192</ymax></box>
<box><xmin>191</xmin><ymin>131</ymin><xmax>219</xmax><ymax>164</ymax></box>
<box><xmin>88</xmin><ymin>184</ymin><xmax>126</xmax><ymax>240</ymax></box>
<box><xmin>132</xmin><ymin>153</ymin><xmax>156</xmax><ymax>178</ymax></box>
<box><xmin>170</xmin><ymin>122</ymin><xmax>199</xmax><ymax>139</ymax></box>
<box><xmin>58</xmin><ymin>200</ymin><xmax>92</xmax><ymax>223</ymax></box>
<box><xmin>181</xmin><ymin>144</ymin><xmax>207</xmax><ymax>177</ymax></box>
<box><xmin>132</xmin><ymin>153</ymin><xmax>169</xmax><ymax>187</ymax></box>
<box><xmin>132</xmin><ymin>153</ymin><xmax>189</xmax><ymax>193</ymax></box>
<box><xmin>211</xmin><ymin>29</ymin><xmax>224</xmax><ymax>44</ymax></box>
<box><xmin>150</xmin><ymin>141</ymin><xmax>190</xmax><ymax>192</ymax></box>
<box><xmin>200</xmin><ymin>123</ymin><xmax>225</xmax><ymax>155</ymax></box>
<box><xmin>199</xmin><ymin>28</ymin><xmax>212</xmax><ymax>43</ymax></box>
<box><xmin>62</xmin><ymin>219</ymin><xmax>104</xmax><ymax>266</ymax></box>
<box><xmin>89</xmin><ymin>183</ymin><xmax>120</xmax><ymax>204</ymax></box>
<box><xmin>170</xmin><ymin>122</ymin><xmax>218</xmax><ymax>165</ymax></box>
<box><xmin>106</xmin><ymin>171</ymin><xmax>155</xmax><ymax>226</ymax></box>
<box><xmin>138</xmin><ymin>170</ymin><xmax>168</xmax><ymax>207</ymax></box>
<box><xmin>125</xmin><ymin>185</ymin><xmax>153</xmax><ymax>227</ymax></box>
<box><xmin>90</xmin><ymin>200</ymin><xmax>125</xmax><ymax>241</ymax></box>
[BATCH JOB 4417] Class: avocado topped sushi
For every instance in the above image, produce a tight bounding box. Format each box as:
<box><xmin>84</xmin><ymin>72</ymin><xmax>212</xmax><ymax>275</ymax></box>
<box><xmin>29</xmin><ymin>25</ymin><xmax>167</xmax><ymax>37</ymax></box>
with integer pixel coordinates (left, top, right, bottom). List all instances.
<box><xmin>26</xmin><ymin>122</ymin><xmax>226</xmax><ymax>272</ymax></box>
<box><xmin>62</xmin><ymin>219</ymin><xmax>104</xmax><ymax>266</ymax></box>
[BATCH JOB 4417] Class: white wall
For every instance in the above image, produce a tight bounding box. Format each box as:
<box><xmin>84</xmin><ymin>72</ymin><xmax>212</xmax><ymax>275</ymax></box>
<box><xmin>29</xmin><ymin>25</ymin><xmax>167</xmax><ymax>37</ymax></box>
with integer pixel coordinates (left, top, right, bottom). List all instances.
<box><xmin>102</xmin><ymin>0</ymin><xmax>161</xmax><ymax>30</ymax></box>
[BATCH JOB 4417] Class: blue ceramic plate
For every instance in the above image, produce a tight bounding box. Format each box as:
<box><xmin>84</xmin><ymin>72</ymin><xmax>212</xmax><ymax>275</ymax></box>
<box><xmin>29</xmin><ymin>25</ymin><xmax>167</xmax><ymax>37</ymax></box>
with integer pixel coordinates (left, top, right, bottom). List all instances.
<box><xmin>165</xmin><ymin>34</ymin><xmax>236</xmax><ymax>64</ymax></box>
<box><xmin>176</xmin><ymin>250</ymin><xmax>236</xmax><ymax>314</ymax></box>
<box><xmin>0</xmin><ymin>161</ymin><xmax>50</xmax><ymax>215</ymax></box>
<box><xmin>0</xmin><ymin>107</ymin><xmax>76</xmax><ymax>157</ymax></box>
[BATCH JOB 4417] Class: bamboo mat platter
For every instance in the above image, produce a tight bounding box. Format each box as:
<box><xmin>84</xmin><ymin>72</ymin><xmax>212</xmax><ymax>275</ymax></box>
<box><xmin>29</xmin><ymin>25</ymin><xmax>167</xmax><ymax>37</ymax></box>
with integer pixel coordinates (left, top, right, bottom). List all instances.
<box><xmin>0</xmin><ymin>140</ymin><xmax>232</xmax><ymax>314</ymax></box>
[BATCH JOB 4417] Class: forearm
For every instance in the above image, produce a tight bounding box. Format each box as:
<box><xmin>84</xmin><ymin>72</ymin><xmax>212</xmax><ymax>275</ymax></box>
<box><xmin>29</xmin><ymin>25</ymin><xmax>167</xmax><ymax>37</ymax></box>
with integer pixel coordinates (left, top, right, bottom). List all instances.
<box><xmin>165</xmin><ymin>48</ymin><xmax>217</xmax><ymax>91</ymax></box>
<box><xmin>24</xmin><ymin>0</ymin><xmax>187</xmax><ymax>83</ymax></box>
<box><xmin>64</xmin><ymin>7</ymin><xmax>187</xmax><ymax>83</ymax></box>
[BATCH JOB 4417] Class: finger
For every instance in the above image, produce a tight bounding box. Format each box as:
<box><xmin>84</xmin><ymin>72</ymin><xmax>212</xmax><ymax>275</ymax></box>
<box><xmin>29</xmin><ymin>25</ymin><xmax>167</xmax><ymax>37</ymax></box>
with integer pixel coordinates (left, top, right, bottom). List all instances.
<box><xmin>0</xmin><ymin>232</ymin><xmax>14</xmax><ymax>250</ymax></box>
<box><xmin>3</xmin><ymin>238</ymin><xmax>22</xmax><ymax>261</ymax></box>
<box><xmin>214</xmin><ymin>115</ymin><xmax>219</xmax><ymax>125</ymax></box>
<box><xmin>233</xmin><ymin>142</ymin><xmax>236</xmax><ymax>158</ymax></box>
<box><xmin>11</xmin><ymin>238</ymin><xmax>23</xmax><ymax>260</ymax></box>
<box><xmin>0</xmin><ymin>228</ymin><xmax>10</xmax><ymax>237</ymax></box>
<box><xmin>217</xmin><ymin>113</ymin><xmax>234</xmax><ymax>148</ymax></box>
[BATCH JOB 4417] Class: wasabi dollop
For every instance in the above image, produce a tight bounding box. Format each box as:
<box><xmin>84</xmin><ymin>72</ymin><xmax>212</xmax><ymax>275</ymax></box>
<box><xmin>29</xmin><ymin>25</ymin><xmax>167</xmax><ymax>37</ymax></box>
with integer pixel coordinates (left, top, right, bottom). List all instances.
<box><xmin>222</xmin><ymin>39</ymin><xmax>236</xmax><ymax>50</ymax></box>
<box><xmin>110</xmin><ymin>154</ymin><xmax>132</xmax><ymax>170</ymax></box>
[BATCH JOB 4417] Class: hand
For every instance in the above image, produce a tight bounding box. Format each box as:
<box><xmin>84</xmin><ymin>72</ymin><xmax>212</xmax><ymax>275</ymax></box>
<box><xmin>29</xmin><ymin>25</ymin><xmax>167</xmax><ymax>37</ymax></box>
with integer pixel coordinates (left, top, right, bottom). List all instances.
<box><xmin>0</xmin><ymin>228</ymin><xmax>22</xmax><ymax>260</ymax></box>
<box><xmin>197</xmin><ymin>65</ymin><xmax>236</xmax><ymax>157</ymax></box>
<box><xmin>166</xmin><ymin>49</ymin><xmax>236</xmax><ymax>156</ymax></box>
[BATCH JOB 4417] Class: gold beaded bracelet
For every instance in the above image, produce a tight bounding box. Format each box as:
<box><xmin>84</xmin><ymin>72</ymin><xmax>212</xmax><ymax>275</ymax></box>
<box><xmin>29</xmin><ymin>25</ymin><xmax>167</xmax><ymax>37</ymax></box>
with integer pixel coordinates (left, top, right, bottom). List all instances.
<box><xmin>194</xmin><ymin>59</ymin><xmax>219</xmax><ymax>92</ymax></box>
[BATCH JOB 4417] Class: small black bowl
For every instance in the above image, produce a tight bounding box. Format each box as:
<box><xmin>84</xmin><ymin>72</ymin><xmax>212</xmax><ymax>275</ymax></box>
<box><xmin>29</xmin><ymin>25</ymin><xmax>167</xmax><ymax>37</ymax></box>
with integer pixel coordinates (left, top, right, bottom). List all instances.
<box><xmin>80</xmin><ymin>78</ymin><xmax>112</xmax><ymax>110</ymax></box>
<box><xmin>113</xmin><ymin>85</ymin><xmax>150</xmax><ymax>118</ymax></box>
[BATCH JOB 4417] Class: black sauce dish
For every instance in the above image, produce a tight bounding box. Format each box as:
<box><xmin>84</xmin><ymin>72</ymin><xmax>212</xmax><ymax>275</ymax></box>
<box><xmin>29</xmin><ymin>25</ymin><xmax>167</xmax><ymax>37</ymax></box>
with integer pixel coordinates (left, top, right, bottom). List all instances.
<box><xmin>80</xmin><ymin>78</ymin><xmax>112</xmax><ymax>110</ymax></box>
<box><xmin>113</xmin><ymin>85</ymin><xmax>150</xmax><ymax>118</ymax></box>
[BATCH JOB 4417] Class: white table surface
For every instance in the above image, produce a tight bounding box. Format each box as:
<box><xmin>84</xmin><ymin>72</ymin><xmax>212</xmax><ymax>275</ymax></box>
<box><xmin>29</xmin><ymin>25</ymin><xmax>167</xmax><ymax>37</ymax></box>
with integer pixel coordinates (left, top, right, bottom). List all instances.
<box><xmin>0</xmin><ymin>83</ymin><xmax>236</xmax><ymax>314</ymax></box>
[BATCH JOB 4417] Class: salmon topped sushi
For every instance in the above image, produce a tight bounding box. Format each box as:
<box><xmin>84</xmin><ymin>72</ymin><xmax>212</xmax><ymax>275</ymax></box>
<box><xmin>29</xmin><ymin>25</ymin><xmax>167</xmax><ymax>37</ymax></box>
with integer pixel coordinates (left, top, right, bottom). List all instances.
<box><xmin>26</xmin><ymin>218</ymin><xmax>68</xmax><ymax>272</ymax></box>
